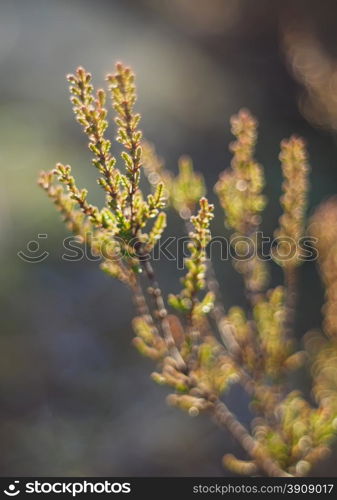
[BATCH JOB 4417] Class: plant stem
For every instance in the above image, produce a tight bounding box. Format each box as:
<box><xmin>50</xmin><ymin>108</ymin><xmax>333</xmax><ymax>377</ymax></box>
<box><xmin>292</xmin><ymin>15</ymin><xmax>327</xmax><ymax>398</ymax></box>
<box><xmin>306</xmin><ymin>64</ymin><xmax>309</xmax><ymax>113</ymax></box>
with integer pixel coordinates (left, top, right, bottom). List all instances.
<box><xmin>284</xmin><ymin>267</ymin><xmax>298</xmax><ymax>340</ymax></box>
<box><xmin>142</xmin><ymin>259</ymin><xmax>186</xmax><ymax>370</ymax></box>
<box><xmin>212</xmin><ymin>399</ymin><xmax>292</xmax><ymax>477</ymax></box>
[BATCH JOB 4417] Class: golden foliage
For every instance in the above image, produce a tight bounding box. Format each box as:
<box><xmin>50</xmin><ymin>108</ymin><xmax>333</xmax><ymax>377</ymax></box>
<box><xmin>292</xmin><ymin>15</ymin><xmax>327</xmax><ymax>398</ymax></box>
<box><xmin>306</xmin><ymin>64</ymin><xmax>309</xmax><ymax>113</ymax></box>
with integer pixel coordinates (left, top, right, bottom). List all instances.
<box><xmin>38</xmin><ymin>63</ymin><xmax>337</xmax><ymax>477</ymax></box>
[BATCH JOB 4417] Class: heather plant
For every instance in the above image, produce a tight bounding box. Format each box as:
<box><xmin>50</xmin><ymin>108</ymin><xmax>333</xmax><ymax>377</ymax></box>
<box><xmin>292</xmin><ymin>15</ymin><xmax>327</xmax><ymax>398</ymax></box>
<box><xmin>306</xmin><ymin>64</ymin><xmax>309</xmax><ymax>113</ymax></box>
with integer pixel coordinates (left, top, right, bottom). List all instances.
<box><xmin>38</xmin><ymin>63</ymin><xmax>337</xmax><ymax>477</ymax></box>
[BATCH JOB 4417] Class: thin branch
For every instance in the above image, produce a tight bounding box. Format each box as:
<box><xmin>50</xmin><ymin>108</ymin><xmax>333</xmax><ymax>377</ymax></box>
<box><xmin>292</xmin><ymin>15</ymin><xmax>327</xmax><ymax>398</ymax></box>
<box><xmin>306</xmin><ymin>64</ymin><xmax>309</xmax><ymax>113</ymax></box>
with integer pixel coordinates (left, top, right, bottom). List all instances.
<box><xmin>212</xmin><ymin>400</ymin><xmax>293</xmax><ymax>477</ymax></box>
<box><xmin>142</xmin><ymin>259</ymin><xmax>186</xmax><ymax>371</ymax></box>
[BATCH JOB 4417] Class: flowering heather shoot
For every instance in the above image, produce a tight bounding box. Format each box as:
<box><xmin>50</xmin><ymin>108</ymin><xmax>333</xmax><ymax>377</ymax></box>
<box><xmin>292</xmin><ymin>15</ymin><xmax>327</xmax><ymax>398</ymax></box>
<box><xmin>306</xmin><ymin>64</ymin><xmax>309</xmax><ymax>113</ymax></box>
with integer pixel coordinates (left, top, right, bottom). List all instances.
<box><xmin>38</xmin><ymin>62</ymin><xmax>337</xmax><ymax>478</ymax></box>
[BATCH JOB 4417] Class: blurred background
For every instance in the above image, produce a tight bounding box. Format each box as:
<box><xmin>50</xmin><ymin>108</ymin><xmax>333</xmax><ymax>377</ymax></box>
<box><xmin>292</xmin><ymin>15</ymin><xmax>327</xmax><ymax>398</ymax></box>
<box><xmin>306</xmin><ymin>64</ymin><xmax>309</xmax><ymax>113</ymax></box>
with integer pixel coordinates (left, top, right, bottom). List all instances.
<box><xmin>1</xmin><ymin>0</ymin><xmax>337</xmax><ymax>476</ymax></box>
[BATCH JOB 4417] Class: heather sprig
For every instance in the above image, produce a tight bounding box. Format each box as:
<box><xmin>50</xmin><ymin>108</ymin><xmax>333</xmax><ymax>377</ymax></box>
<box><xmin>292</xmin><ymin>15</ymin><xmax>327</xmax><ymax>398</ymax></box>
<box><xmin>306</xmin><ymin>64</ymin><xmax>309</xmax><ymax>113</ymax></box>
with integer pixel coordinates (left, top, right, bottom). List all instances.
<box><xmin>106</xmin><ymin>64</ymin><xmax>143</xmax><ymax>235</ymax></box>
<box><xmin>253</xmin><ymin>286</ymin><xmax>291</xmax><ymax>380</ymax></box>
<box><xmin>273</xmin><ymin>136</ymin><xmax>310</xmax><ymax>269</ymax></box>
<box><xmin>53</xmin><ymin>163</ymin><xmax>102</xmax><ymax>225</ymax></box>
<box><xmin>215</xmin><ymin>109</ymin><xmax>266</xmax><ymax>234</ymax></box>
<box><xmin>67</xmin><ymin>67</ymin><xmax>120</xmax><ymax>209</ymax></box>
<box><xmin>215</xmin><ymin>109</ymin><xmax>268</xmax><ymax>302</ymax></box>
<box><xmin>142</xmin><ymin>141</ymin><xmax>206</xmax><ymax>219</ymax></box>
<box><xmin>38</xmin><ymin>63</ymin><xmax>337</xmax><ymax>478</ymax></box>
<box><xmin>309</xmin><ymin>199</ymin><xmax>337</xmax><ymax>340</ymax></box>
<box><xmin>170</xmin><ymin>156</ymin><xmax>206</xmax><ymax>219</ymax></box>
<box><xmin>38</xmin><ymin>170</ymin><xmax>94</xmax><ymax>241</ymax></box>
<box><xmin>168</xmin><ymin>197</ymin><xmax>214</xmax><ymax>320</ymax></box>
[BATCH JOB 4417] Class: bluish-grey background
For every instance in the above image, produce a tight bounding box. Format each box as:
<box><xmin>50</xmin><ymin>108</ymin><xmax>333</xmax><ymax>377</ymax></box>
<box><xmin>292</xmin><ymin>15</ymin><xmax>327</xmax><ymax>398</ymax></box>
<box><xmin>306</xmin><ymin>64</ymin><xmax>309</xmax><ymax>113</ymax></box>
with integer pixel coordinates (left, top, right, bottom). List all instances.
<box><xmin>0</xmin><ymin>0</ymin><xmax>337</xmax><ymax>476</ymax></box>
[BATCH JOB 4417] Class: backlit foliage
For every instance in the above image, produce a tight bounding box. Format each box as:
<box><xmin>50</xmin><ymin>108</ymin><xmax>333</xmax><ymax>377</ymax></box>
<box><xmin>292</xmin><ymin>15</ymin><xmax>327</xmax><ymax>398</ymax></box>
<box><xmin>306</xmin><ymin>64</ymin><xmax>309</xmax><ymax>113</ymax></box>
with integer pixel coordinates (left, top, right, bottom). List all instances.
<box><xmin>39</xmin><ymin>63</ymin><xmax>337</xmax><ymax>477</ymax></box>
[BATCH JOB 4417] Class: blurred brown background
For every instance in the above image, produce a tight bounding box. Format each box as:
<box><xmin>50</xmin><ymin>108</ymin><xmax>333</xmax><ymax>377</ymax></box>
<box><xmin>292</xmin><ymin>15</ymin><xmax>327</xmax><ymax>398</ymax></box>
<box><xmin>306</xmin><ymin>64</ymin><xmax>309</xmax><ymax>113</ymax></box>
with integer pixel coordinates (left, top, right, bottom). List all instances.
<box><xmin>1</xmin><ymin>0</ymin><xmax>337</xmax><ymax>476</ymax></box>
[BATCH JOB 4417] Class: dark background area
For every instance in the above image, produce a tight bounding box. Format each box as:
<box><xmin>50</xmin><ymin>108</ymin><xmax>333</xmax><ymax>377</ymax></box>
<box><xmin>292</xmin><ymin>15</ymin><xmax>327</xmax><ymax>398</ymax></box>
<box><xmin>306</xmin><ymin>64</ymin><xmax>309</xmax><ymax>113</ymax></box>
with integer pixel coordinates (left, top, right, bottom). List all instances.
<box><xmin>1</xmin><ymin>0</ymin><xmax>337</xmax><ymax>476</ymax></box>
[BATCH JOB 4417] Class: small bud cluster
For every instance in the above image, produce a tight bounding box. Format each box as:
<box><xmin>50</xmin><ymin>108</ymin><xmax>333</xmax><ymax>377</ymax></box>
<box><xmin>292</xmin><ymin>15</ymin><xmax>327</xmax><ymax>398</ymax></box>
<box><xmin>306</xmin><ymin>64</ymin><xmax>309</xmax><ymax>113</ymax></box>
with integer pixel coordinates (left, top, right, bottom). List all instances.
<box><xmin>274</xmin><ymin>137</ymin><xmax>310</xmax><ymax>268</ymax></box>
<box><xmin>168</xmin><ymin>197</ymin><xmax>214</xmax><ymax>319</ymax></box>
<box><xmin>215</xmin><ymin>110</ymin><xmax>267</xmax><ymax>300</ymax></box>
<box><xmin>215</xmin><ymin>109</ymin><xmax>265</xmax><ymax>234</ymax></box>
<box><xmin>142</xmin><ymin>142</ymin><xmax>206</xmax><ymax>219</ymax></box>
